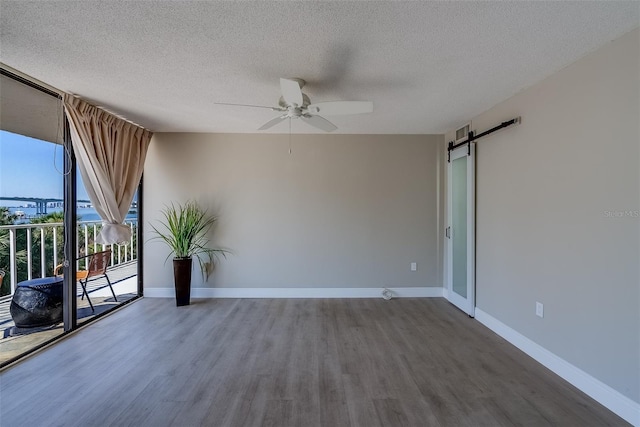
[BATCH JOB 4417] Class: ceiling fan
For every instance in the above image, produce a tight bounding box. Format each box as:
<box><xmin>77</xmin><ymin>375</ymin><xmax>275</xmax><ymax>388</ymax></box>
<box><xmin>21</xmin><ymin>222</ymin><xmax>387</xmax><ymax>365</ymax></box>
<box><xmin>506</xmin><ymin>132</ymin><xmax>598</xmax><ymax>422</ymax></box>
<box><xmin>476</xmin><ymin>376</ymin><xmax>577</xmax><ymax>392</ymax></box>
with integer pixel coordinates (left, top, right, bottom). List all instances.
<box><xmin>216</xmin><ymin>78</ymin><xmax>373</xmax><ymax>132</ymax></box>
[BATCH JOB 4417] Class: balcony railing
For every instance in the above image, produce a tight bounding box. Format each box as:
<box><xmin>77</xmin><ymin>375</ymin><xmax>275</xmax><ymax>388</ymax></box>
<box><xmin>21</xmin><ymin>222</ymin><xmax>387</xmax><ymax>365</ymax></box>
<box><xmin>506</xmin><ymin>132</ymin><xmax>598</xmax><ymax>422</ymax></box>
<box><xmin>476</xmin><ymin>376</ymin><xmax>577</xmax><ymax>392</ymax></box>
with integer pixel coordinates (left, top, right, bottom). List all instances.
<box><xmin>0</xmin><ymin>219</ymin><xmax>138</xmax><ymax>296</ymax></box>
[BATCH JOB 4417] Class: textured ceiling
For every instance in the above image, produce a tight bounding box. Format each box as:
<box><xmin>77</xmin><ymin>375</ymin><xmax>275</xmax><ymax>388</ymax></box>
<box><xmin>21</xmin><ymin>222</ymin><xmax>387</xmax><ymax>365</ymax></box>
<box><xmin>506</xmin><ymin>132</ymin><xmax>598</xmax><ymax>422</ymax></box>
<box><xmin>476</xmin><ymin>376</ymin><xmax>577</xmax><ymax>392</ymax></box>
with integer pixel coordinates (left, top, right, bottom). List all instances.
<box><xmin>0</xmin><ymin>1</ymin><xmax>638</xmax><ymax>134</ymax></box>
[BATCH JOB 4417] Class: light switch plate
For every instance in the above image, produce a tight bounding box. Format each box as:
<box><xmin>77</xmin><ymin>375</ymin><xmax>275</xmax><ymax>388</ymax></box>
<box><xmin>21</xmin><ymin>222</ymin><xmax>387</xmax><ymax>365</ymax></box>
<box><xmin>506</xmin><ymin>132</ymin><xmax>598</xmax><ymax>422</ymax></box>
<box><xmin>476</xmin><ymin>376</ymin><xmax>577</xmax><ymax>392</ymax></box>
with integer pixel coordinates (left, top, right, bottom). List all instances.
<box><xmin>410</xmin><ymin>262</ymin><xmax>417</xmax><ymax>271</ymax></box>
<box><xmin>536</xmin><ymin>302</ymin><xmax>544</xmax><ymax>318</ymax></box>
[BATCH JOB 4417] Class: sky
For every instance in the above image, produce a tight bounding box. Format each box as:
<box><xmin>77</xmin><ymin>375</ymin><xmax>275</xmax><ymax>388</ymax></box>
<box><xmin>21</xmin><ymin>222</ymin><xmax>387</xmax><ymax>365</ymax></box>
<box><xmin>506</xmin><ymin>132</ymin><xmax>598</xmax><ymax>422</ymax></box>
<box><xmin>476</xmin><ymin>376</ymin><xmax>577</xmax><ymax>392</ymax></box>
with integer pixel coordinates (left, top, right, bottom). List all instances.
<box><xmin>0</xmin><ymin>130</ymin><xmax>90</xmax><ymax>205</ymax></box>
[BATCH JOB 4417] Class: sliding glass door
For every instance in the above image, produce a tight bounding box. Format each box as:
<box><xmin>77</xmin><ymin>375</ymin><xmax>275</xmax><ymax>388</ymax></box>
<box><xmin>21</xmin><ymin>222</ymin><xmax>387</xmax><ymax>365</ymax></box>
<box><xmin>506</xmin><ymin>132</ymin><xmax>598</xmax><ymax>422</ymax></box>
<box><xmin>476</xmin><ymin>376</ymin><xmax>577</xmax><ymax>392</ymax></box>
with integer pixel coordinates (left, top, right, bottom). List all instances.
<box><xmin>0</xmin><ymin>68</ymin><xmax>144</xmax><ymax>367</ymax></box>
<box><xmin>0</xmin><ymin>70</ymin><xmax>68</xmax><ymax>365</ymax></box>
<box><xmin>75</xmin><ymin>179</ymin><xmax>141</xmax><ymax>324</ymax></box>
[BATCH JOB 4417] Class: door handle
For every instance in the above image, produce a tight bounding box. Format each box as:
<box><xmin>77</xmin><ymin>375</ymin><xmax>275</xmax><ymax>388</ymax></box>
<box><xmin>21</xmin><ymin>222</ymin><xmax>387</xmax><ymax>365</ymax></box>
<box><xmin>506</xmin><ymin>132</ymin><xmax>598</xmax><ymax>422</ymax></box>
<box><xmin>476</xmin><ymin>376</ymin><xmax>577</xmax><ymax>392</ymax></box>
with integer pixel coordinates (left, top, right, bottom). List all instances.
<box><xmin>446</xmin><ymin>226</ymin><xmax>451</xmax><ymax>239</ymax></box>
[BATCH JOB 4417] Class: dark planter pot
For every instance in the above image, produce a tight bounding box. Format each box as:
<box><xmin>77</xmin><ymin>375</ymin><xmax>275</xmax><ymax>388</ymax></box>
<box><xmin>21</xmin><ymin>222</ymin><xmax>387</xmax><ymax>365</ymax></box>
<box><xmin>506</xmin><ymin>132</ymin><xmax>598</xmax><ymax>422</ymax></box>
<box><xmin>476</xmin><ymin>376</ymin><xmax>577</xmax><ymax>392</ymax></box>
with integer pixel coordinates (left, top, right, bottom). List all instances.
<box><xmin>173</xmin><ymin>258</ymin><xmax>192</xmax><ymax>306</ymax></box>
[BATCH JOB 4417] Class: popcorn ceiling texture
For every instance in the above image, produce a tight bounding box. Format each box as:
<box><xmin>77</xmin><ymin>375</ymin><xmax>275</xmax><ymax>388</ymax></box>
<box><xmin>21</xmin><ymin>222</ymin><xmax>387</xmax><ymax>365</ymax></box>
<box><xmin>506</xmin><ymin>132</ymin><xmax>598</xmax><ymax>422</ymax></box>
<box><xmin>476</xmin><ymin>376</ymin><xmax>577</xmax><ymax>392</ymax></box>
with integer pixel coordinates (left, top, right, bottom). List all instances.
<box><xmin>0</xmin><ymin>1</ymin><xmax>637</xmax><ymax>134</ymax></box>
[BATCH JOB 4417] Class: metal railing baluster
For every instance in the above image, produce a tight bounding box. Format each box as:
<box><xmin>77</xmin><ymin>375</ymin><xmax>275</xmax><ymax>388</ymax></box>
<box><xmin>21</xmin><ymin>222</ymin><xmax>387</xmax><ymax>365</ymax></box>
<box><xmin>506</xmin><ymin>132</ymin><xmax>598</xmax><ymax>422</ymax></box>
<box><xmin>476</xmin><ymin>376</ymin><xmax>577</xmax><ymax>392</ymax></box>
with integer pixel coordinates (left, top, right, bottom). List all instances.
<box><xmin>40</xmin><ymin>227</ymin><xmax>46</xmax><ymax>277</ymax></box>
<box><xmin>9</xmin><ymin>229</ymin><xmax>17</xmax><ymax>294</ymax></box>
<box><xmin>83</xmin><ymin>224</ymin><xmax>89</xmax><ymax>256</ymax></box>
<box><xmin>53</xmin><ymin>227</ymin><xmax>58</xmax><ymax>272</ymax></box>
<box><xmin>93</xmin><ymin>224</ymin><xmax>98</xmax><ymax>254</ymax></box>
<box><xmin>130</xmin><ymin>222</ymin><xmax>134</xmax><ymax>261</ymax></box>
<box><xmin>26</xmin><ymin>228</ymin><xmax>32</xmax><ymax>280</ymax></box>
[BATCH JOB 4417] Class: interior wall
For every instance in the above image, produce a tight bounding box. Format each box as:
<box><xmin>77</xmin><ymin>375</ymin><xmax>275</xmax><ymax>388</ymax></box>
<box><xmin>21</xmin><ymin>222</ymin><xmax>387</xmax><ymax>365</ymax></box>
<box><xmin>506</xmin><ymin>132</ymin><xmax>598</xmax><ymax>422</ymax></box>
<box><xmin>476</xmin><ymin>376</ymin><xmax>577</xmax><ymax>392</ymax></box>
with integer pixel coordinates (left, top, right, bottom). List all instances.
<box><xmin>444</xmin><ymin>28</ymin><xmax>639</xmax><ymax>402</ymax></box>
<box><xmin>144</xmin><ymin>133</ymin><xmax>443</xmax><ymax>291</ymax></box>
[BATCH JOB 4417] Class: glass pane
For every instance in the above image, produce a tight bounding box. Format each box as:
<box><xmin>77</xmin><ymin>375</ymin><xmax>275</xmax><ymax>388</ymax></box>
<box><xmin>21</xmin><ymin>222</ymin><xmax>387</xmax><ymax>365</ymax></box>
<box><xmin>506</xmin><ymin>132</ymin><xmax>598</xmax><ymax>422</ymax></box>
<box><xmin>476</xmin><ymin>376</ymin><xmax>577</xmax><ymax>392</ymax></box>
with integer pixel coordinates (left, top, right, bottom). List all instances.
<box><xmin>76</xmin><ymin>175</ymin><xmax>139</xmax><ymax>325</ymax></box>
<box><xmin>452</xmin><ymin>155</ymin><xmax>467</xmax><ymax>298</ymax></box>
<box><xmin>0</xmin><ymin>130</ymin><xmax>65</xmax><ymax>365</ymax></box>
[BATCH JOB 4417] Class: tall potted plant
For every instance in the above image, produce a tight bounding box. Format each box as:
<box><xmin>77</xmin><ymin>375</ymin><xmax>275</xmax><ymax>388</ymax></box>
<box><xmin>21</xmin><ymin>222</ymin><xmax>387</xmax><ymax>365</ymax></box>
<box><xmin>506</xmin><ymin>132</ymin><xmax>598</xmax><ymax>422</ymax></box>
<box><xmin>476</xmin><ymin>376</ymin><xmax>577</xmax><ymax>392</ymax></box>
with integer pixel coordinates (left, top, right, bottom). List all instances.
<box><xmin>150</xmin><ymin>201</ymin><xmax>227</xmax><ymax>306</ymax></box>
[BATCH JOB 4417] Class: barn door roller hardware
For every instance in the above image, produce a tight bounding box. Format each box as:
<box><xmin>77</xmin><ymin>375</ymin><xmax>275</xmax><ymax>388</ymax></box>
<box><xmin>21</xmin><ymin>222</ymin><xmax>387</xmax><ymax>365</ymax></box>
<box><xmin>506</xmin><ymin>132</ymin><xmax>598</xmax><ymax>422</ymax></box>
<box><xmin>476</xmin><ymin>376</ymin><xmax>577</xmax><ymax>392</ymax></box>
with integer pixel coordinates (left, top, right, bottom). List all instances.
<box><xmin>447</xmin><ymin>117</ymin><xmax>521</xmax><ymax>162</ymax></box>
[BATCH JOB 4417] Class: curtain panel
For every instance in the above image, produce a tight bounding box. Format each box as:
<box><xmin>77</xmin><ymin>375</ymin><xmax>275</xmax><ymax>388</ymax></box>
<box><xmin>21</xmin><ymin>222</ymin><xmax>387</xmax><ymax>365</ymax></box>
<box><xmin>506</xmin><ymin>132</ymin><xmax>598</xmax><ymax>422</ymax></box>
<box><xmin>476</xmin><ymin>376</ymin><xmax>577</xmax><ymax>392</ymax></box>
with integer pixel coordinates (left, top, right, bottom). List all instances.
<box><xmin>63</xmin><ymin>94</ymin><xmax>152</xmax><ymax>244</ymax></box>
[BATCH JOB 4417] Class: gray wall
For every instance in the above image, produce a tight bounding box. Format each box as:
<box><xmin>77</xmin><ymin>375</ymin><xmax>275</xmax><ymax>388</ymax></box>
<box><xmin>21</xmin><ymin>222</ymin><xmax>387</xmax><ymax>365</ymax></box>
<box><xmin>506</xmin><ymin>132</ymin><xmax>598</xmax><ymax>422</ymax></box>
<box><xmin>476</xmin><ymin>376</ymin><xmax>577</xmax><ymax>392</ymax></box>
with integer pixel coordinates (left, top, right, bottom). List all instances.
<box><xmin>444</xmin><ymin>28</ymin><xmax>639</xmax><ymax>402</ymax></box>
<box><xmin>144</xmin><ymin>133</ymin><xmax>443</xmax><ymax>290</ymax></box>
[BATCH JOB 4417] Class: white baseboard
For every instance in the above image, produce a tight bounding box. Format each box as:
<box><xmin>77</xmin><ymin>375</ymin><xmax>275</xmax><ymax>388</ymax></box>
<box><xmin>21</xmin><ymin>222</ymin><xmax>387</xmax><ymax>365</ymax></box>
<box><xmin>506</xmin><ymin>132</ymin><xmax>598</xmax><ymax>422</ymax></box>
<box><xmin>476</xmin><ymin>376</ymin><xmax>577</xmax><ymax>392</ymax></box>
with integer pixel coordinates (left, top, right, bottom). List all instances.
<box><xmin>144</xmin><ymin>286</ymin><xmax>443</xmax><ymax>299</ymax></box>
<box><xmin>475</xmin><ymin>308</ymin><xmax>640</xmax><ymax>426</ymax></box>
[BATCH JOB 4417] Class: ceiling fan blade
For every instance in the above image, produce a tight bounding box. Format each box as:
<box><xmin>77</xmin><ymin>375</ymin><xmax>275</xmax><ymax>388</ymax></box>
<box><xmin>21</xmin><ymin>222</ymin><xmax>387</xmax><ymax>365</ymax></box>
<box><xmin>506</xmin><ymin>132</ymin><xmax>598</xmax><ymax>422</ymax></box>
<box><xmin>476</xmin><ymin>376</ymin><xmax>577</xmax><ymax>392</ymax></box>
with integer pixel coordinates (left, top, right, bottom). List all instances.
<box><xmin>307</xmin><ymin>101</ymin><xmax>373</xmax><ymax>115</ymax></box>
<box><xmin>215</xmin><ymin>102</ymin><xmax>283</xmax><ymax>111</ymax></box>
<box><xmin>280</xmin><ymin>78</ymin><xmax>303</xmax><ymax>106</ymax></box>
<box><xmin>258</xmin><ymin>116</ymin><xmax>287</xmax><ymax>130</ymax></box>
<box><xmin>301</xmin><ymin>115</ymin><xmax>337</xmax><ymax>132</ymax></box>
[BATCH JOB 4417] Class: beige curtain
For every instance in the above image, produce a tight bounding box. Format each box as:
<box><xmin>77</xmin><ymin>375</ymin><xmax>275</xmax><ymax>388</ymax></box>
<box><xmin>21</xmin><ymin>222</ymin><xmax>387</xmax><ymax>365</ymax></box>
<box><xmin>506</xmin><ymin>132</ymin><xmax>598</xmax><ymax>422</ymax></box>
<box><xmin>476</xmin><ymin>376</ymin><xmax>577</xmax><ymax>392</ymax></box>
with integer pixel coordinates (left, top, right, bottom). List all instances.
<box><xmin>63</xmin><ymin>94</ymin><xmax>152</xmax><ymax>244</ymax></box>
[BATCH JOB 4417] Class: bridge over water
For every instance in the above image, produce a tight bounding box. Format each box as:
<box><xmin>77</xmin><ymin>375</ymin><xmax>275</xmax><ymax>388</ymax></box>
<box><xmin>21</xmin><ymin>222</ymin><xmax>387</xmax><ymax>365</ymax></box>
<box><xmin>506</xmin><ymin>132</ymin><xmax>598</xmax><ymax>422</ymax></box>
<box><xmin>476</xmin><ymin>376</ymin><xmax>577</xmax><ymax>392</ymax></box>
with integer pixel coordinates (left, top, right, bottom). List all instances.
<box><xmin>0</xmin><ymin>196</ymin><xmax>91</xmax><ymax>215</ymax></box>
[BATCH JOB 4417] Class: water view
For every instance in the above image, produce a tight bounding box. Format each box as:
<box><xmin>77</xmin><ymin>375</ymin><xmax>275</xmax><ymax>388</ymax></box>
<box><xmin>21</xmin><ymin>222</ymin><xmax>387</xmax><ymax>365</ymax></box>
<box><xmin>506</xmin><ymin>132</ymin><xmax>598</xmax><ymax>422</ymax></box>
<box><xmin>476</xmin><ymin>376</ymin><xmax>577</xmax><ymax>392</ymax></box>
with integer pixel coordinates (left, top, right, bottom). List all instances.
<box><xmin>7</xmin><ymin>206</ymin><xmax>137</xmax><ymax>223</ymax></box>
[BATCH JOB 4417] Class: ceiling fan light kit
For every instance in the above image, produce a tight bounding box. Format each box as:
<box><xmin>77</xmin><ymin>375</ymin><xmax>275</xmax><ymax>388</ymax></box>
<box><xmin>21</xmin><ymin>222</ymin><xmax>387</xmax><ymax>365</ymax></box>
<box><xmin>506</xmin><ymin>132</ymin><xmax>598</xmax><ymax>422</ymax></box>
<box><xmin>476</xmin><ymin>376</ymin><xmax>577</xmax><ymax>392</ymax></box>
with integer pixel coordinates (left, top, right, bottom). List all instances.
<box><xmin>216</xmin><ymin>78</ymin><xmax>373</xmax><ymax>132</ymax></box>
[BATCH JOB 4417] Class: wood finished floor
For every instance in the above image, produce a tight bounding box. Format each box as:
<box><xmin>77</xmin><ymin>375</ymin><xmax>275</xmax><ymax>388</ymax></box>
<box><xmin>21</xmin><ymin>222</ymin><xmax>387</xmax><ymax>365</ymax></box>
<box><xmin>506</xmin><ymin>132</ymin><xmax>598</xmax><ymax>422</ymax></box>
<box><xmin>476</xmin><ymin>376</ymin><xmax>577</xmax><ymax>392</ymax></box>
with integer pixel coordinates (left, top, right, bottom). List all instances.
<box><xmin>0</xmin><ymin>298</ymin><xmax>629</xmax><ymax>427</ymax></box>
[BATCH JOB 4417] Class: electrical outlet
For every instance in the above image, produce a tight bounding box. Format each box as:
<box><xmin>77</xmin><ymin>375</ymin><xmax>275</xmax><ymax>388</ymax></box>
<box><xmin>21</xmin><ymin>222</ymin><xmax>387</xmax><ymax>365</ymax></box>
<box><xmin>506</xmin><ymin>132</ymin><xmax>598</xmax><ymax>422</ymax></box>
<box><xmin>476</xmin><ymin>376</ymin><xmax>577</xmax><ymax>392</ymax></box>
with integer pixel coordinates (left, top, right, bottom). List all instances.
<box><xmin>410</xmin><ymin>262</ymin><xmax>417</xmax><ymax>271</ymax></box>
<box><xmin>536</xmin><ymin>302</ymin><xmax>544</xmax><ymax>318</ymax></box>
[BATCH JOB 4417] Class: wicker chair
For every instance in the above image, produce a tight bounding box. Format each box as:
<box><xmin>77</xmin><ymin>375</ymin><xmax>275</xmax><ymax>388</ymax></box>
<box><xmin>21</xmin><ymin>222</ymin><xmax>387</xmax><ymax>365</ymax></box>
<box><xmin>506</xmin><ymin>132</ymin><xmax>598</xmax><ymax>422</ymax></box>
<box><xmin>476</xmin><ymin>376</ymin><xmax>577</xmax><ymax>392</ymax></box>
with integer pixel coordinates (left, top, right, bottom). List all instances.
<box><xmin>54</xmin><ymin>249</ymin><xmax>117</xmax><ymax>312</ymax></box>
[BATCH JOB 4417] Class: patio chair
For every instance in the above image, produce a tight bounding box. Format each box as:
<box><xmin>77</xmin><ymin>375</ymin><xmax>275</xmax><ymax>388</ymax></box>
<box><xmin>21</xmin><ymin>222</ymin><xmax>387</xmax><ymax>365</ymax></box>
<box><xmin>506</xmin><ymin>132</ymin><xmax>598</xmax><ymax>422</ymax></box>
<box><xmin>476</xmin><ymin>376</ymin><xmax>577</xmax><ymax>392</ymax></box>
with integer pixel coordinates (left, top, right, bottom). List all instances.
<box><xmin>54</xmin><ymin>249</ymin><xmax>117</xmax><ymax>312</ymax></box>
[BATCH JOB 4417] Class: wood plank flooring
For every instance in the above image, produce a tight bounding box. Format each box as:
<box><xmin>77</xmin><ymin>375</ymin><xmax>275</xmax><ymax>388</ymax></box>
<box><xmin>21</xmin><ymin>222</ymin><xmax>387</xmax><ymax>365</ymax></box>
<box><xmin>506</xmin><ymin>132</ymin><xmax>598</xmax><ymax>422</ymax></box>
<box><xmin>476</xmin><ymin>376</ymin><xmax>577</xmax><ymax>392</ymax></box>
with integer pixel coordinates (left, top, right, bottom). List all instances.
<box><xmin>0</xmin><ymin>298</ymin><xmax>629</xmax><ymax>426</ymax></box>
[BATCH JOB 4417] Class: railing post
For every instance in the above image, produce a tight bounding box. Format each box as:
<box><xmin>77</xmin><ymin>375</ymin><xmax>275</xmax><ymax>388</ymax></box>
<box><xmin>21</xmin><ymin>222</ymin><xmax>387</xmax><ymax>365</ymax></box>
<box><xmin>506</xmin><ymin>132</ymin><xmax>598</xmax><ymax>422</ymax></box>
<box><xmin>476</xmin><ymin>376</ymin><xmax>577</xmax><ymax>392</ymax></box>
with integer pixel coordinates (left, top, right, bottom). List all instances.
<box><xmin>26</xmin><ymin>228</ymin><xmax>33</xmax><ymax>280</ymax></box>
<box><xmin>130</xmin><ymin>222</ymin><xmax>134</xmax><ymax>261</ymax></box>
<box><xmin>83</xmin><ymin>224</ymin><xmax>89</xmax><ymax>256</ymax></box>
<box><xmin>9</xmin><ymin>228</ymin><xmax>17</xmax><ymax>294</ymax></box>
<box><xmin>135</xmin><ymin>220</ymin><xmax>139</xmax><ymax>261</ymax></box>
<box><xmin>93</xmin><ymin>224</ymin><xmax>98</xmax><ymax>254</ymax></box>
<box><xmin>40</xmin><ymin>227</ymin><xmax>46</xmax><ymax>277</ymax></box>
<box><xmin>53</xmin><ymin>226</ymin><xmax>58</xmax><ymax>271</ymax></box>
<box><xmin>76</xmin><ymin>226</ymin><xmax>80</xmax><ymax>270</ymax></box>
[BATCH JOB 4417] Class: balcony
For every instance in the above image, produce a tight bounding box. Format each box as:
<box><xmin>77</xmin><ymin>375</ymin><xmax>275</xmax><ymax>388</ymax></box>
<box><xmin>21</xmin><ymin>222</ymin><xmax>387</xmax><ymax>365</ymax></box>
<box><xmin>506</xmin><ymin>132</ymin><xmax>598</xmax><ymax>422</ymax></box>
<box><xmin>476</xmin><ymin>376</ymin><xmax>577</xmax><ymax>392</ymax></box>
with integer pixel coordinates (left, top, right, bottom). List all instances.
<box><xmin>0</xmin><ymin>219</ymin><xmax>139</xmax><ymax>365</ymax></box>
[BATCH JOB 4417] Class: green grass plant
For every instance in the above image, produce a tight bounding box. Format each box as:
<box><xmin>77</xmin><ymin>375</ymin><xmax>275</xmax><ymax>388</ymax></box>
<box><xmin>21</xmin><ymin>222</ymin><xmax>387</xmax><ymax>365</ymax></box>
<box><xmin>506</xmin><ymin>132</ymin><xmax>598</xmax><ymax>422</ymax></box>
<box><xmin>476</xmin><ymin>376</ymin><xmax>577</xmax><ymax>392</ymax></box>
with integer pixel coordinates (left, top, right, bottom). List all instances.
<box><xmin>150</xmin><ymin>201</ymin><xmax>227</xmax><ymax>279</ymax></box>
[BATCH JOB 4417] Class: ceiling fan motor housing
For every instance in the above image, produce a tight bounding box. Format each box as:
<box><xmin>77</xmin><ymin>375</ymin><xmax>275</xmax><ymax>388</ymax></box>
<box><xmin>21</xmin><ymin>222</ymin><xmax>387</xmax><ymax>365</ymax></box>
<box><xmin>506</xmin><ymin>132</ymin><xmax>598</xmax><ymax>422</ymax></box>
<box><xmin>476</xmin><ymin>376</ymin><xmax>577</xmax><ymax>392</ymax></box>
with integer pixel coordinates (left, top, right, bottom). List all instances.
<box><xmin>279</xmin><ymin>93</ymin><xmax>311</xmax><ymax>109</ymax></box>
